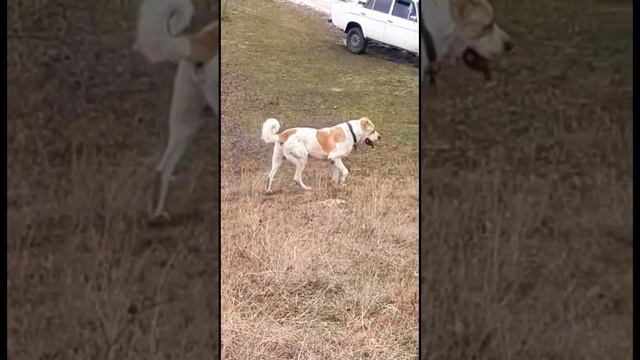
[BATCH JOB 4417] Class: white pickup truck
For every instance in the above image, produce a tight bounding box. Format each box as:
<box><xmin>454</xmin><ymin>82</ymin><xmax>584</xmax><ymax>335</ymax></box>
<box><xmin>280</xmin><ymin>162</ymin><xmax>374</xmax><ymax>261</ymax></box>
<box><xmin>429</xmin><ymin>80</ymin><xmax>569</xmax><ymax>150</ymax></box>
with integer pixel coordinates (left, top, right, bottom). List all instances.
<box><xmin>330</xmin><ymin>0</ymin><xmax>419</xmax><ymax>55</ymax></box>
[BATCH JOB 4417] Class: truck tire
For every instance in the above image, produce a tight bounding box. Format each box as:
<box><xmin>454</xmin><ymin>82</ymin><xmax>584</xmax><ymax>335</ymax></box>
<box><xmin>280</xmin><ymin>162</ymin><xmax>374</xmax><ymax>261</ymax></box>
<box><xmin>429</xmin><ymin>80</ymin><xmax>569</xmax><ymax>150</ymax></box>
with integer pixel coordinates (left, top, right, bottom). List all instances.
<box><xmin>346</xmin><ymin>27</ymin><xmax>367</xmax><ymax>54</ymax></box>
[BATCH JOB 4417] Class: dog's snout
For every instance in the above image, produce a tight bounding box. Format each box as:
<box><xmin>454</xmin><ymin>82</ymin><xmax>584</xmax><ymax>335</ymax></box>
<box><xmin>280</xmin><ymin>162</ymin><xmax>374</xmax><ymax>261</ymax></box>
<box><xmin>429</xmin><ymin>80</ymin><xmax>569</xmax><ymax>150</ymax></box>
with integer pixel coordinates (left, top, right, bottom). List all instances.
<box><xmin>504</xmin><ymin>41</ymin><xmax>514</xmax><ymax>52</ymax></box>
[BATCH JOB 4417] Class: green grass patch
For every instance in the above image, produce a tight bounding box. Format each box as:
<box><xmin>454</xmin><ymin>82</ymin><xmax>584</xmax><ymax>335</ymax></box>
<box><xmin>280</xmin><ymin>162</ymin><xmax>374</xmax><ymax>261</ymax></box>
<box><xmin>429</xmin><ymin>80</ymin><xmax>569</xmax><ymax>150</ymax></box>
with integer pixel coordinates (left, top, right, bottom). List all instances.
<box><xmin>222</xmin><ymin>0</ymin><xmax>419</xmax><ymax>154</ymax></box>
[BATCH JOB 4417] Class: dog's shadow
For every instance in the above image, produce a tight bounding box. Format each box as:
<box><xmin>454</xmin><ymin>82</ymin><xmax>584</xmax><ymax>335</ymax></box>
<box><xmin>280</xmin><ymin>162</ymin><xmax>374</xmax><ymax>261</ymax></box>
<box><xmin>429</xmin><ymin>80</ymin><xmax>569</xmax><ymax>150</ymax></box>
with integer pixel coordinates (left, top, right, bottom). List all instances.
<box><xmin>262</xmin><ymin>179</ymin><xmax>350</xmax><ymax>201</ymax></box>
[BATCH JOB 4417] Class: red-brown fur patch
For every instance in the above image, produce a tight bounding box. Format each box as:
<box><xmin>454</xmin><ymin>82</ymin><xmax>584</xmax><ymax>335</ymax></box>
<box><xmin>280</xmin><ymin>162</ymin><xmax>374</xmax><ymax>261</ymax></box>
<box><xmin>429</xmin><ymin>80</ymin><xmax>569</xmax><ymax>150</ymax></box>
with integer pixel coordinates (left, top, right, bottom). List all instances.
<box><xmin>316</xmin><ymin>127</ymin><xmax>346</xmax><ymax>154</ymax></box>
<box><xmin>279</xmin><ymin>128</ymin><xmax>297</xmax><ymax>143</ymax></box>
<box><xmin>188</xmin><ymin>21</ymin><xmax>219</xmax><ymax>62</ymax></box>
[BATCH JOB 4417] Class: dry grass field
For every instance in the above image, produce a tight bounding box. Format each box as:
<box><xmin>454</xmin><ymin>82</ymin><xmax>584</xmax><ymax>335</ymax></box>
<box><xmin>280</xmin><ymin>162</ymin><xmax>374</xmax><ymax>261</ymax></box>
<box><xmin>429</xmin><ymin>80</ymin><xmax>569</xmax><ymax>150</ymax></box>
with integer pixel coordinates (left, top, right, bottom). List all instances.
<box><xmin>421</xmin><ymin>0</ymin><xmax>632</xmax><ymax>359</ymax></box>
<box><xmin>221</xmin><ymin>0</ymin><xmax>419</xmax><ymax>358</ymax></box>
<box><xmin>8</xmin><ymin>1</ymin><xmax>220</xmax><ymax>358</ymax></box>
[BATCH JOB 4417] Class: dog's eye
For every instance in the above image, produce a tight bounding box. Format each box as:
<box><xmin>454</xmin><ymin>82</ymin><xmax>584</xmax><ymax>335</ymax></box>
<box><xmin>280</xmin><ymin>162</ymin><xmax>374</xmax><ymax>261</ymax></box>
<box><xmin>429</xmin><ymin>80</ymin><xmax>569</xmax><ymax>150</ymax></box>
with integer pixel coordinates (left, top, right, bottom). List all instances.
<box><xmin>195</xmin><ymin>62</ymin><xmax>204</xmax><ymax>69</ymax></box>
<box><xmin>483</xmin><ymin>22</ymin><xmax>494</xmax><ymax>33</ymax></box>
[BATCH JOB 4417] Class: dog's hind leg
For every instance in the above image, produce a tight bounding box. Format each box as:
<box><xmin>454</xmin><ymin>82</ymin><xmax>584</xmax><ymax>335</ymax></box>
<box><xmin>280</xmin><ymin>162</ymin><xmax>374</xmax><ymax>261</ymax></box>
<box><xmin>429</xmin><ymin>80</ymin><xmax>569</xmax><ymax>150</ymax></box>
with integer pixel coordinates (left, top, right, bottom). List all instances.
<box><xmin>266</xmin><ymin>143</ymin><xmax>284</xmax><ymax>193</ymax></box>
<box><xmin>151</xmin><ymin>115</ymin><xmax>201</xmax><ymax>220</ymax></box>
<box><xmin>282</xmin><ymin>142</ymin><xmax>311</xmax><ymax>191</ymax></box>
<box><xmin>283</xmin><ymin>148</ymin><xmax>311</xmax><ymax>191</ymax></box>
<box><xmin>292</xmin><ymin>157</ymin><xmax>310</xmax><ymax>190</ymax></box>
<box><xmin>203</xmin><ymin>55</ymin><xmax>219</xmax><ymax>113</ymax></box>
<box><xmin>150</xmin><ymin>62</ymin><xmax>205</xmax><ymax>221</ymax></box>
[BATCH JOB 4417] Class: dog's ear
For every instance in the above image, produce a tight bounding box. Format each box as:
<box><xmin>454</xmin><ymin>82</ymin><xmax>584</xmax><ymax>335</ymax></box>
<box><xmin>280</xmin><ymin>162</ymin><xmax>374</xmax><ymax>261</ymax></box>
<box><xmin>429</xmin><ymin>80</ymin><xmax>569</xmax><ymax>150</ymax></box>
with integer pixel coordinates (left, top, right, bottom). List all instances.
<box><xmin>360</xmin><ymin>117</ymin><xmax>375</xmax><ymax>132</ymax></box>
<box><xmin>451</xmin><ymin>0</ymin><xmax>469</xmax><ymax>24</ymax></box>
<box><xmin>454</xmin><ymin>0</ymin><xmax>493</xmax><ymax>25</ymax></box>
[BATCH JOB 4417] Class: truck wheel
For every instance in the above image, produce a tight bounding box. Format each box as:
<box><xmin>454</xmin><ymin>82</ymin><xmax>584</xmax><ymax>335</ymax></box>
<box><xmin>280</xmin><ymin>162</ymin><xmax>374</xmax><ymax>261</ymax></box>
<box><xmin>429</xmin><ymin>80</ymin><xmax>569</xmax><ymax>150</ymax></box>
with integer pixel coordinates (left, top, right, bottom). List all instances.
<box><xmin>346</xmin><ymin>27</ymin><xmax>367</xmax><ymax>54</ymax></box>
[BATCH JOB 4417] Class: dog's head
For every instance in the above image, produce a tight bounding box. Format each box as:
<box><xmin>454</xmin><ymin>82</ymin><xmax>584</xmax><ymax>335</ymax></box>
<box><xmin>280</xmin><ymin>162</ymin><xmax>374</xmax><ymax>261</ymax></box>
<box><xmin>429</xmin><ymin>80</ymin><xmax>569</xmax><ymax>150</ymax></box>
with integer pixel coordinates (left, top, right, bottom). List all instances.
<box><xmin>421</xmin><ymin>0</ymin><xmax>513</xmax><ymax>84</ymax></box>
<box><xmin>359</xmin><ymin>117</ymin><xmax>381</xmax><ymax>148</ymax></box>
<box><xmin>451</xmin><ymin>0</ymin><xmax>513</xmax><ymax>61</ymax></box>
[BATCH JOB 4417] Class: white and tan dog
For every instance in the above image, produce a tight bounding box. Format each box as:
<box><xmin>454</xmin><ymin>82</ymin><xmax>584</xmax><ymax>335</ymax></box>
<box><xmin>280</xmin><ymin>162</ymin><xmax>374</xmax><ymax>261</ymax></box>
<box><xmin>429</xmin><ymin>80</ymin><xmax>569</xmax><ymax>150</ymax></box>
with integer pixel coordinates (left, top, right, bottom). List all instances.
<box><xmin>135</xmin><ymin>0</ymin><xmax>218</xmax><ymax>220</ymax></box>
<box><xmin>261</xmin><ymin>117</ymin><xmax>381</xmax><ymax>192</ymax></box>
<box><xmin>421</xmin><ymin>0</ymin><xmax>514</xmax><ymax>84</ymax></box>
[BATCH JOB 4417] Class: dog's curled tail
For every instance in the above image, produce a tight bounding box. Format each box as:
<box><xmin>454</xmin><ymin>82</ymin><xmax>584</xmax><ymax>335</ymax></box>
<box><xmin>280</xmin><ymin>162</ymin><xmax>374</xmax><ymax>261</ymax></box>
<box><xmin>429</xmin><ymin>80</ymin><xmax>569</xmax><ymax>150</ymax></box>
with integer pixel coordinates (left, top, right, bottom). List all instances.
<box><xmin>134</xmin><ymin>0</ymin><xmax>194</xmax><ymax>63</ymax></box>
<box><xmin>261</xmin><ymin>118</ymin><xmax>281</xmax><ymax>144</ymax></box>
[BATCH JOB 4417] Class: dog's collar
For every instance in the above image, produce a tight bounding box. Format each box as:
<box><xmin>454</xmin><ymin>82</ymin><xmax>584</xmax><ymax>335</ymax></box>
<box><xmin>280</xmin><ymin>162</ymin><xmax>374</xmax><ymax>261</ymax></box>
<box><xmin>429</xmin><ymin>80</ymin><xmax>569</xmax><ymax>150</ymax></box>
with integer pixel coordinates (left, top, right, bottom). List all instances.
<box><xmin>346</xmin><ymin>122</ymin><xmax>358</xmax><ymax>150</ymax></box>
<box><xmin>420</xmin><ymin>14</ymin><xmax>438</xmax><ymax>87</ymax></box>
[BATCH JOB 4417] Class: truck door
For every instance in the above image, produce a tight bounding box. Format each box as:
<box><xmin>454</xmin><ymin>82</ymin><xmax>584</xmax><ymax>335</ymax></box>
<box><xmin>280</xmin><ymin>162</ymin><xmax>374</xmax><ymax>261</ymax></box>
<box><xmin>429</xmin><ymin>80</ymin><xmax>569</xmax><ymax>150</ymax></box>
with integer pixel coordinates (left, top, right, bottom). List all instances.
<box><xmin>358</xmin><ymin>0</ymin><xmax>394</xmax><ymax>42</ymax></box>
<box><xmin>384</xmin><ymin>0</ymin><xmax>419</xmax><ymax>53</ymax></box>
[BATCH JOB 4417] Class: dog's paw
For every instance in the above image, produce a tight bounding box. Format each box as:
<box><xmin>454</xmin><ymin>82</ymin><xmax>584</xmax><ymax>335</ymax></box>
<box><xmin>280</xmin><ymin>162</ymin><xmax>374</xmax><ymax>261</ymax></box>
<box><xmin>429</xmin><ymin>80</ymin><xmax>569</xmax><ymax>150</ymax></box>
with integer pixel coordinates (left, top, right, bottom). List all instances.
<box><xmin>149</xmin><ymin>211</ymin><xmax>172</xmax><ymax>223</ymax></box>
<box><xmin>484</xmin><ymin>79</ymin><xmax>497</xmax><ymax>88</ymax></box>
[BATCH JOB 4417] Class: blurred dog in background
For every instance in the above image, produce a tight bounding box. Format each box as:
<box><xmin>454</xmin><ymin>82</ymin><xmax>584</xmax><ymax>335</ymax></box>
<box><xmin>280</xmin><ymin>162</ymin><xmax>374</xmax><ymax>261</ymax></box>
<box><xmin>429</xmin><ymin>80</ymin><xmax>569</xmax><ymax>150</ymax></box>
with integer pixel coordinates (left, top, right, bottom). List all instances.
<box><xmin>135</xmin><ymin>0</ymin><xmax>218</xmax><ymax>221</ymax></box>
<box><xmin>421</xmin><ymin>0</ymin><xmax>514</xmax><ymax>85</ymax></box>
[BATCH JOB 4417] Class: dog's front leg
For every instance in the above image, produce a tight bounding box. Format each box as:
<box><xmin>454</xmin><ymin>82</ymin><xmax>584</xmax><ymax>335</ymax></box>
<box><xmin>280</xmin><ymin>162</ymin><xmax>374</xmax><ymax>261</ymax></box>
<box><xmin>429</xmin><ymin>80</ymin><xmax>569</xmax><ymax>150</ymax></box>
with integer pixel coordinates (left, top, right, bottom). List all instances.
<box><xmin>333</xmin><ymin>158</ymin><xmax>349</xmax><ymax>184</ymax></box>
<box><xmin>330</xmin><ymin>160</ymin><xmax>341</xmax><ymax>182</ymax></box>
